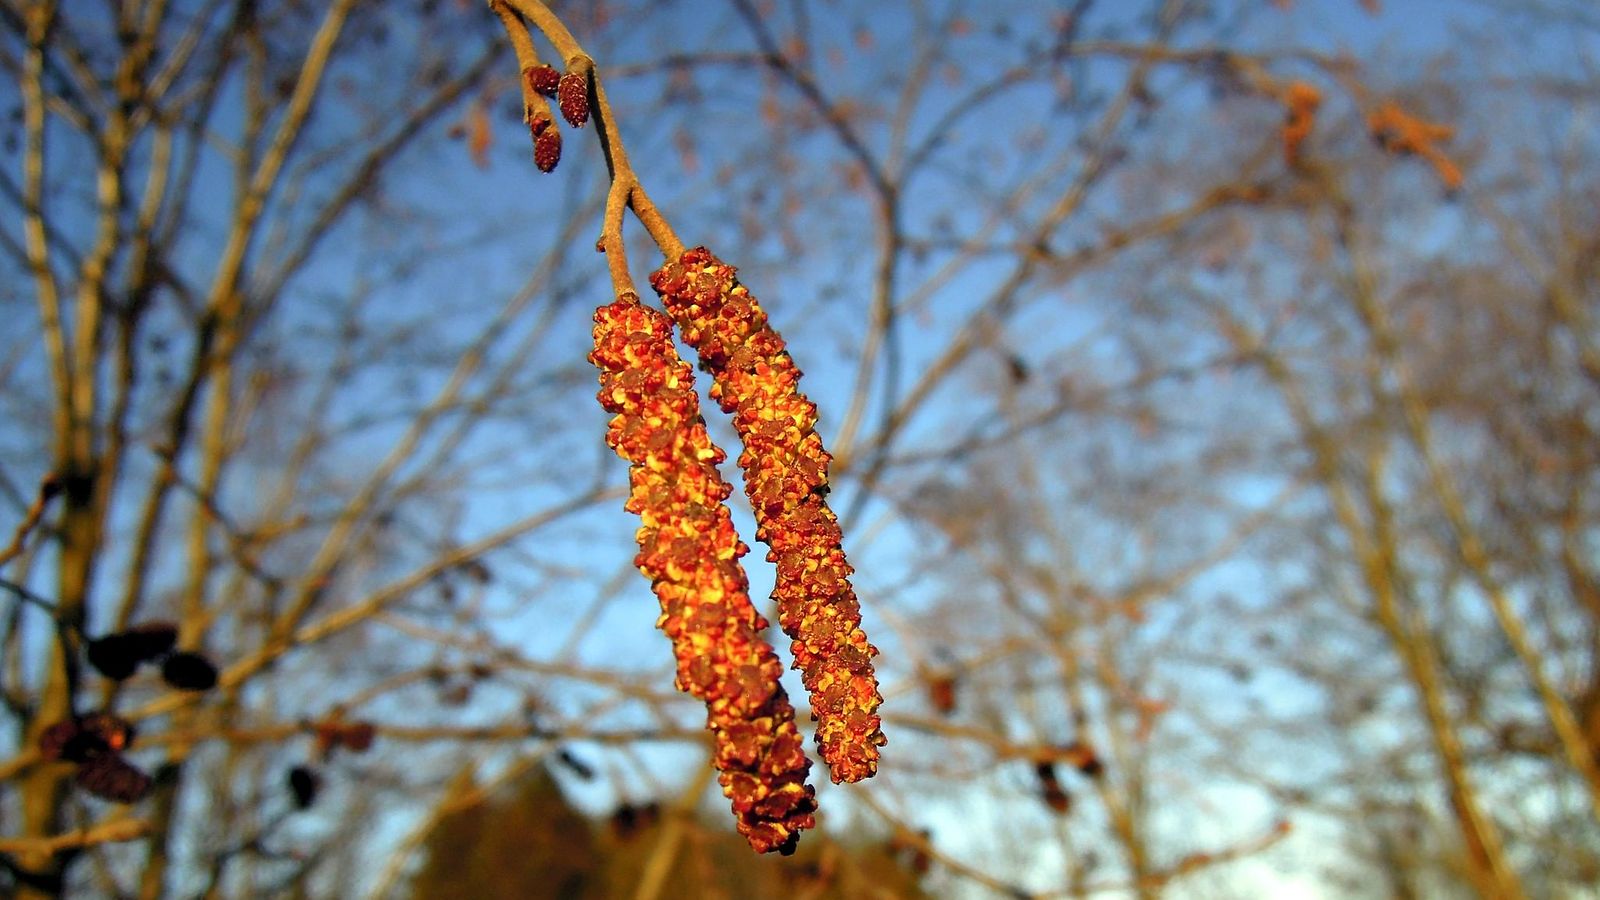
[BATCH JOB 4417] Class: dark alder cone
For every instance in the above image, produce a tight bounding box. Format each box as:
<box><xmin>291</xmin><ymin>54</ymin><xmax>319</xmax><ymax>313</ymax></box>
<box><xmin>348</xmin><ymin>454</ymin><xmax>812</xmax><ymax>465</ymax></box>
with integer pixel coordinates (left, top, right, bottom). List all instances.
<box><xmin>524</xmin><ymin>64</ymin><xmax>560</xmax><ymax>97</ymax></box>
<box><xmin>288</xmin><ymin>765</ymin><xmax>321</xmax><ymax>810</ymax></box>
<box><xmin>75</xmin><ymin>754</ymin><xmax>154</xmax><ymax>804</ymax></box>
<box><xmin>161</xmin><ymin>651</ymin><xmax>219</xmax><ymax>691</ymax></box>
<box><xmin>87</xmin><ymin>621</ymin><xmax>179</xmax><ymax>680</ymax></box>
<box><xmin>85</xmin><ymin>636</ymin><xmax>141</xmax><ymax>681</ymax></box>
<box><xmin>533</xmin><ymin>126</ymin><xmax>562</xmax><ymax>173</ymax></box>
<box><xmin>650</xmin><ymin>248</ymin><xmax>885</xmax><ymax>784</ymax></box>
<box><xmin>557</xmin><ymin>69</ymin><xmax>590</xmax><ymax>127</ymax></box>
<box><xmin>39</xmin><ymin>713</ymin><xmax>136</xmax><ymax>763</ymax></box>
<box><xmin>590</xmin><ymin>297</ymin><xmax>816</xmax><ymax>854</ymax></box>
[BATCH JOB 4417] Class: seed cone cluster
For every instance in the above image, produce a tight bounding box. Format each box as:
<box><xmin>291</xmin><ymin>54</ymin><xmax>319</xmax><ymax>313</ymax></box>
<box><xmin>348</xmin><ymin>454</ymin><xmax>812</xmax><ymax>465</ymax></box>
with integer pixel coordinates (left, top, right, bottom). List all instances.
<box><xmin>650</xmin><ymin>248</ymin><xmax>885</xmax><ymax>785</ymax></box>
<box><xmin>590</xmin><ymin>297</ymin><xmax>817</xmax><ymax>854</ymax></box>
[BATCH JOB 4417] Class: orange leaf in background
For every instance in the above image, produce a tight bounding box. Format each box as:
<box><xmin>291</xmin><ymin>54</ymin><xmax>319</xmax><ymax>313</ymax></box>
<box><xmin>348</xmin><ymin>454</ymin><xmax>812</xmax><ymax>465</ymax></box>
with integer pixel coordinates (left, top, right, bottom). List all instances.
<box><xmin>1367</xmin><ymin>100</ymin><xmax>1463</xmax><ymax>190</ymax></box>
<box><xmin>468</xmin><ymin>100</ymin><xmax>491</xmax><ymax>169</ymax></box>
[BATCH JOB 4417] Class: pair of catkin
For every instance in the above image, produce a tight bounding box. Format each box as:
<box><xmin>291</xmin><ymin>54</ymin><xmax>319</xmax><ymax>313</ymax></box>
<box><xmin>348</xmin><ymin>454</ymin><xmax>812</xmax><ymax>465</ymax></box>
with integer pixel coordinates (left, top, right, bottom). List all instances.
<box><xmin>589</xmin><ymin>249</ymin><xmax>884</xmax><ymax>854</ymax></box>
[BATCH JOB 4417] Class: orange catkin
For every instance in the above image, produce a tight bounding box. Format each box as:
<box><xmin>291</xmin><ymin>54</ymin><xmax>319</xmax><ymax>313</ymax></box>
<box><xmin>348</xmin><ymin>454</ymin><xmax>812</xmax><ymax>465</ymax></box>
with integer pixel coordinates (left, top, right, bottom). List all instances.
<box><xmin>590</xmin><ymin>297</ymin><xmax>816</xmax><ymax>854</ymax></box>
<box><xmin>650</xmin><ymin>248</ymin><xmax>885</xmax><ymax>785</ymax></box>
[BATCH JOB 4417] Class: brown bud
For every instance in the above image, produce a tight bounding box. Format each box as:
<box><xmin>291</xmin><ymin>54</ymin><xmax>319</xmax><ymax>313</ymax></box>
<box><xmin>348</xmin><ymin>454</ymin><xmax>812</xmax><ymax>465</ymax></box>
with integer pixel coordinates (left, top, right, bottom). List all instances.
<box><xmin>558</xmin><ymin>69</ymin><xmax>590</xmax><ymax>127</ymax></box>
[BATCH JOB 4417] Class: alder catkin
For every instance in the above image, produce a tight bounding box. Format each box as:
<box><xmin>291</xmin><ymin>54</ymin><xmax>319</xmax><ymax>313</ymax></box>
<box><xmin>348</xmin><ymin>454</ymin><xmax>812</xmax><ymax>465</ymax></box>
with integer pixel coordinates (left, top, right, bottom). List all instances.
<box><xmin>650</xmin><ymin>249</ymin><xmax>885</xmax><ymax>784</ymax></box>
<box><xmin>590</xmin><ymin>296</ymin><xmax>816</xmax><ymax>853</ymax></box>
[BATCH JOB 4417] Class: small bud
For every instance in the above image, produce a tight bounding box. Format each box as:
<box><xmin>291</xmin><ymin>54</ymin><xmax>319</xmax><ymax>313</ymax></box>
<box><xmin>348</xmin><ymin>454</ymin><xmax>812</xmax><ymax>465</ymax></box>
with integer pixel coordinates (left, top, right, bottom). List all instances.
<box><xmin>558</xmin><ymin>69</ymin><xmax>589</xmax><ymax>127</ymax></box>
<box><xmin>534</xmin><ymin>127</ymin><xmax>562</xmax><ymax>173</ymax></box>
<box><xmin>524</xmin><ymin>64</ymin><xmax>560</xmax><ymax>97</ymax></box>
<box><xmin>161</xmin><ymin>651</ymin><xmax>219</xmax><ymax>691</ymax></box>
<box><xmin>288</xmin><ymin>765</ymin><xmax>321</xmax><ymax>810</ymax></box>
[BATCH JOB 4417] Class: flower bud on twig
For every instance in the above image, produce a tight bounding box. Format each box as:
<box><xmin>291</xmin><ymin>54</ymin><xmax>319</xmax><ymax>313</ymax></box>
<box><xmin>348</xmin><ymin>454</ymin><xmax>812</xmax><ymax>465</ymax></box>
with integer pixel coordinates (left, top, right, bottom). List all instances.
<box><xmin>558</xmin><ymin>69</ymin><xmax>590</xmax><ymax>128</ymax></box>
<box><xmin>524</xmin><ymin>64</ymin><xmax>560</xmax><ymax>97</ymax></box>
<box><xmin>533</xmin><ymin>126</ymin><xmax>562</xmax><ymax>173</ymax></box>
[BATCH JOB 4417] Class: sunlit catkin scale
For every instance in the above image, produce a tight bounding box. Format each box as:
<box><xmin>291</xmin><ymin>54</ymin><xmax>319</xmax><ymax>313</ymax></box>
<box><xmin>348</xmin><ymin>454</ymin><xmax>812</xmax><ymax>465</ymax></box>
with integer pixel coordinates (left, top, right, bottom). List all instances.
<box><xmin>650</xmin><ymin>248</ymin><xmax>885</xmax><ymax>785</ymax></box>
<box><xmin>590</xmin><ymin>297</ymin><xmax>817</xmax><ymax>854</ymax></box>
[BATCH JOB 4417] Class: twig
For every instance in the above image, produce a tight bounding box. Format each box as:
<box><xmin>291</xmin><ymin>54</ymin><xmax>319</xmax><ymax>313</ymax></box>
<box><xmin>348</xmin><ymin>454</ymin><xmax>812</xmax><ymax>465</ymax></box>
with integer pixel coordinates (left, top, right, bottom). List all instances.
<box><xmin>0</xmin><ymin>819</ymin><xmax>151</xmax><ymax>856</ymax></box>
<box><xmin>0</xmin><ymin>474</ymin><xmax>58</xmax><ymax>566</ymax></box>
<box><xmin>497</xmin><ymin>0</ymin><xmax>684</xmax><ymax>288</ymax></box>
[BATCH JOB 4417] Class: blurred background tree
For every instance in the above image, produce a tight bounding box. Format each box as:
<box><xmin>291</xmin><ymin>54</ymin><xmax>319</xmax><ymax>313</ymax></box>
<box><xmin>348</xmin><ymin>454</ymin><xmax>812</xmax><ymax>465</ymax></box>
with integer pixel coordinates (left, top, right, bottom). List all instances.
<box><xmin>1</xmin><ymin>0</ymin><xmax>1596</xmax><ymax>897</ymax></box>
